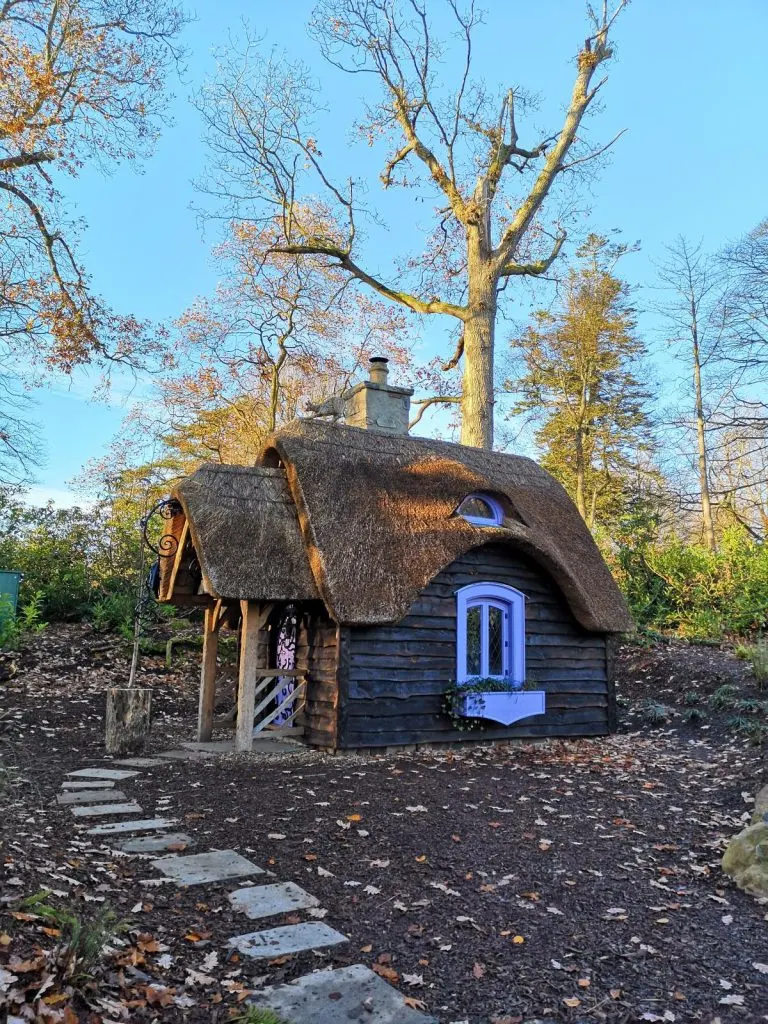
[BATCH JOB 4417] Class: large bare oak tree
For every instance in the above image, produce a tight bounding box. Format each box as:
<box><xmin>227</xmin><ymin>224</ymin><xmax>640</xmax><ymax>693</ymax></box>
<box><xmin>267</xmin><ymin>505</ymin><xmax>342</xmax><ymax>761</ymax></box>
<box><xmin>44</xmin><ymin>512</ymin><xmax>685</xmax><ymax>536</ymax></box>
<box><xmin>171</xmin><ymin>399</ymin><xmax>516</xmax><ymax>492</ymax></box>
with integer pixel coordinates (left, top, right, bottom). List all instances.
<box><xmin>198</xmin><ymin>0</ymin><xmax>628</xmax><ymax>448</ymax></box>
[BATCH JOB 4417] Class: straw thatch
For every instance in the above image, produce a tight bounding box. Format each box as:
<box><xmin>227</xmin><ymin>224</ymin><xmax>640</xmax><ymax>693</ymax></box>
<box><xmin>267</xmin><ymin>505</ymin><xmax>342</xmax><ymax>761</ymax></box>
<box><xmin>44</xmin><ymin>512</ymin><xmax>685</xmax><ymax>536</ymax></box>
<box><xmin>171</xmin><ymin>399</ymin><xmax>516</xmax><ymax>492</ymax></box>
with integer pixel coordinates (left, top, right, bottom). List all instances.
<box><xmin>172</xmin><ymin>464</ymin><xmax>319</xmax><ymax>602</ymax></box>
<box><xmin>262</xmin><ymin>419</ymin><xmax>633</xmax><ymax>633</ymax></box>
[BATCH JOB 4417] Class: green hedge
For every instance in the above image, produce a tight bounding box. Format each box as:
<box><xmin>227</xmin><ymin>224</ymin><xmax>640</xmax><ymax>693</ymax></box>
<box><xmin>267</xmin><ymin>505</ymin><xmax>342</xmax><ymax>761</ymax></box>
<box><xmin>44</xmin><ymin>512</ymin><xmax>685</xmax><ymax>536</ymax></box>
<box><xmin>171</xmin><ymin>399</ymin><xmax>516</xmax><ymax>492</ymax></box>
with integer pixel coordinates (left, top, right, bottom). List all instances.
<box><xmin>609</xmin><ymin>525</ymin><xmax>768</xmax><ymax>640</ymax></box>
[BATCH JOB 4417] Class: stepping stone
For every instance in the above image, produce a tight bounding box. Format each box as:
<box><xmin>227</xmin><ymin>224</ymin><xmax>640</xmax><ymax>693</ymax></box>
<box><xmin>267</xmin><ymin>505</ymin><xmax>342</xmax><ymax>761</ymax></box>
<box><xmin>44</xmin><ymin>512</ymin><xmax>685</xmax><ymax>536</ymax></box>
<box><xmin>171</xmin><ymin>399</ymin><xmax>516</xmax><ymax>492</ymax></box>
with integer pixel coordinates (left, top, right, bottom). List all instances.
<box><xmin>61</xmin><ymin>780</ymin><xmax>116</xmax><ymax>791</ymax></box>
<box><xmin>180</xmin><ymin>740</ymin><xmax>234</xmax><ymax>753</ymax></box>
<box><xmin>71</xmin><ymin>802</ymin><xmax>143</xmax><ymax>818</ymax></box>
<box><xmin>151</xmin><ymin>849</ymin><xmax>263</xmax><ymax>886</ymax></box>
<box><xmin>155</xmin><ymin>749</ymin><xmax>215</xmax><ymax>761</ymax></box>
<box><xmin>57</xmin><ymin>789</ymin><xmax>128</xmax><ymax>805</ymax></box>
<box><xmin>114</xmin><ymin>757</ymin><xmax>168</xmax><ymax>767</ymax></box>
<box><xmin>86</xmin><ymin>818</ymin><xmax>176</xmax><ymax>836</ymax></box>
<box><xmin>67</xmin><ymin>768</ymin><xmax>138</xmax><ymax>780</ymax></box>
<box><xmin>248</xmin><ymin>963</ymin><xmax>437</xmax><ymax>1023</ymax></box>
<box><xmin>117</xmin><ymin>833</ymin><xmax>194</xmax><ymax>853</ymax></box>
<box><xmin>229</xmin><ymin>882</ymin><xmax>319</xmax><ymax>920</ymax></box>
<box><xmin>228</xmin><ymin>921</ymin><xmax>348</xmax><ymax>960</ymax></box>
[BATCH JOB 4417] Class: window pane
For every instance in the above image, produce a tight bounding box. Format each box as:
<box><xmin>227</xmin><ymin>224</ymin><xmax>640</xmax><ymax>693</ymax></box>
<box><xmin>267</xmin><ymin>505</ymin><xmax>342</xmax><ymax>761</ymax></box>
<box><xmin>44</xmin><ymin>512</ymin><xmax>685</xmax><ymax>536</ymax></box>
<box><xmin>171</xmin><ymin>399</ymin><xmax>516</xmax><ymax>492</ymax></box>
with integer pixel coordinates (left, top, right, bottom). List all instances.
<box><xmin>466</xmin><ymin>605</ymin><xmax>481</xmax><ymax>676</ymax></box>
<box><xmin>459</xmin><ymin>496</ymin><xmax>495</xmax><ymax>521</ymax></box>
<box><xmin>488</xmin><ymin>605</ymin><xmax>504</xmax><ymax>676</ymax></box>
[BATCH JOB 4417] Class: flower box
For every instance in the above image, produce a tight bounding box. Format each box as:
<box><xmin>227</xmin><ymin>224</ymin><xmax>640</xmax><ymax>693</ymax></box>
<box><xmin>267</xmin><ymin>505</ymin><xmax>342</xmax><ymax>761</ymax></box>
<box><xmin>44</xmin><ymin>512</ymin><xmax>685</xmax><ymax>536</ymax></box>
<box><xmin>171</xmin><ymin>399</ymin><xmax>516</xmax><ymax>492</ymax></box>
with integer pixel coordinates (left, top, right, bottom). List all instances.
<box><xmin>459</xmin><ymin>689</ymin><xmax>546</xmax><ymax>726</ymax></box>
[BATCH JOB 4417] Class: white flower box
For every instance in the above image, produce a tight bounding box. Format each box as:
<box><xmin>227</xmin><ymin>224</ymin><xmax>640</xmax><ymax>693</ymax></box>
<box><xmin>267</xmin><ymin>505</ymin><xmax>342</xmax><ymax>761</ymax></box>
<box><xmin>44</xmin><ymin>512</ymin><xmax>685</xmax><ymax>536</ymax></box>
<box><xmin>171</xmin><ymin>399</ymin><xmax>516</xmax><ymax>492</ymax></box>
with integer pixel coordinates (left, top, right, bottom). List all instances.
<box><xmin>459</xmin><ymin>689</ymin><xmax>546</xmax><ymax>726</ymax></box>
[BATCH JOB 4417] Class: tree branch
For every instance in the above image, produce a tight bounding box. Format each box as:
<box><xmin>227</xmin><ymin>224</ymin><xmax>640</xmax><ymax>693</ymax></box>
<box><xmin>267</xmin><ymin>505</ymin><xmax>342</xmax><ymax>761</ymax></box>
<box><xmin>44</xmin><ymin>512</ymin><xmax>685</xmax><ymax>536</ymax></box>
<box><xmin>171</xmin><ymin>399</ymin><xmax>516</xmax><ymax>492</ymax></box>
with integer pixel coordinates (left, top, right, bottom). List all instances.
<box><xmin>441</xmin><ymin>332</ymin><xmax>464</xmax><ymax>371</ymax></box>
<box><xmin>500</xmin><ymin>231</ymin><xmax>566</xmax><ymax>278</ymax></box>
<box><xmin>272</xmin><ymin>242</ymin><xmax>467</xmax><ymax>320</ymax></box>
<box><xmin>380</xmin><ymin>140</ymin><xmax>415</xmax><ymax>187</ymax></box>
<box><xmin>493</xmin><ymin>1</ymin><xmax>627</xmax><ymax>267</ymax></box>
<box><xmin>409</xmin><ymin>394</ymin><xmax>461</xmax><ymax>430</ymax></box>
<box><xmin>0</xmin><ymin>150</ymin><xmax>56</xmax><ymax>173</ymax></box>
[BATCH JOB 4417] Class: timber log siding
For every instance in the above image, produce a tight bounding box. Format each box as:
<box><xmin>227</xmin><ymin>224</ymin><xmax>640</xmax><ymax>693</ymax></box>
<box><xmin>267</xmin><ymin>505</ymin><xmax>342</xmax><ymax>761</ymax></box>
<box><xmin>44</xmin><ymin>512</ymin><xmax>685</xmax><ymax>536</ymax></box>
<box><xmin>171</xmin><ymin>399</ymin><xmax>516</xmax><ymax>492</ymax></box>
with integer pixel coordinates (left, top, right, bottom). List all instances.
<box><xmin>334</xmin><ymin>543</ymin><xmax>613</xmax><ymax>749</ymax></box>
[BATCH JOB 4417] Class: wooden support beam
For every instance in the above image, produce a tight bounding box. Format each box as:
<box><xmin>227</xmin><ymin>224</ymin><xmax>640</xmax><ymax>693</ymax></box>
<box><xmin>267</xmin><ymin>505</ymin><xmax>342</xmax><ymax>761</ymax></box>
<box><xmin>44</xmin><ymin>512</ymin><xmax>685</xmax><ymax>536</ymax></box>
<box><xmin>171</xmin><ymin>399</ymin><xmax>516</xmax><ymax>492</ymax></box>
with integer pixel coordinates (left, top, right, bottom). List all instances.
<box><xmin>235</xmin><ymin>600</ymin><xmax>271</xmax><ymax>753</ymax></box>
<box><xmin>197</xmin><ymin>604</ymin><xmax>219</xmax><ymax>742</ymax></box>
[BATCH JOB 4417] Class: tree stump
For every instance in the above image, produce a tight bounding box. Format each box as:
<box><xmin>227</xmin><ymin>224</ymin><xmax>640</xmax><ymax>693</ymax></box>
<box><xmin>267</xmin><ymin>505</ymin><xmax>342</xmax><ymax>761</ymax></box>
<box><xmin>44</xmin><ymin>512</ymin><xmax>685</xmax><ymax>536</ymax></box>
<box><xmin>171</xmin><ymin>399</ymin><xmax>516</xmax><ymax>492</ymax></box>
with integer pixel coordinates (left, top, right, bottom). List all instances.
<box><xmin>105</xmin><ymin>687</ymin><xmax>152</xmax><ymax>755</ymax></box>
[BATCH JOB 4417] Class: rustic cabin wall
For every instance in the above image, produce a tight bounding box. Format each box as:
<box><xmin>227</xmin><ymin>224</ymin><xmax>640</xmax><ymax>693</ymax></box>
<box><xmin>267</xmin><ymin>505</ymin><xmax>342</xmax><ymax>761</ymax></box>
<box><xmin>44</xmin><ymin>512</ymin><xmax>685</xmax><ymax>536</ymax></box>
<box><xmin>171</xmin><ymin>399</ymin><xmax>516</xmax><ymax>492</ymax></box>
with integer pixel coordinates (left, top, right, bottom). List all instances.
<box><xmin>340</xmin><ymin>543</ymin><xmax>610</xmax><ymax>748</ymax></box>
<box><xmin>297</xmin><ymin>606</ymin><xmax>340</xmax><ymax>748</ymax></box>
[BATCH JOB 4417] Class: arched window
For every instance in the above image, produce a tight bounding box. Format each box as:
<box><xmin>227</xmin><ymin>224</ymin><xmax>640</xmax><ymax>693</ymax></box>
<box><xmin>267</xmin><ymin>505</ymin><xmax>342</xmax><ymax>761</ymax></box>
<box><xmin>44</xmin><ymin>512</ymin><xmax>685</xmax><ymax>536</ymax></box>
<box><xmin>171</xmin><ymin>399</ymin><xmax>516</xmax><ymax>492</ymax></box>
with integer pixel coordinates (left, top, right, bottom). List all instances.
<box><xmin>456</xmin><ymin>493</ymin><xmax>505</xmax><ymax>526</ymax></box>
<box><xmin>456</xmin><ymin>582</ymin><xmax>525</xmax><ymax>684</ymax></box>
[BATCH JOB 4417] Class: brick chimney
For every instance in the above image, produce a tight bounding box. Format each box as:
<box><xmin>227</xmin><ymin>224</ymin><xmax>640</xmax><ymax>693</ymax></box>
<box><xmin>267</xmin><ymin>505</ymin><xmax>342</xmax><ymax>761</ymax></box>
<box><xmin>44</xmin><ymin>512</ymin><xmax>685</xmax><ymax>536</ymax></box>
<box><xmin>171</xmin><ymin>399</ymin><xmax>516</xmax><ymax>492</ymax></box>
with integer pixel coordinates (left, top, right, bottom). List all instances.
<box><xmin>343</xmin><ymin>357</ymin><xmax>414</xmax><ymax>435</ymax></box>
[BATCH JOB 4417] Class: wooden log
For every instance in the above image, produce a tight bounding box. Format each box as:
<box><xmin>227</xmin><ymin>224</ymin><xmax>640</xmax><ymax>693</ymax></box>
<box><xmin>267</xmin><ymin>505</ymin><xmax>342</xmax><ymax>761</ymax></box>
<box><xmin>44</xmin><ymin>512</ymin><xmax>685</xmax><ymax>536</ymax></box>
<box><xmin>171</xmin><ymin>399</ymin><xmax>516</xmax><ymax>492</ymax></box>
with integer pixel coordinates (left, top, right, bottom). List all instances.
<box><xmin>105</xmin><ymin>688</ymin><xmax>152</xmax><ymax>755</ymax></box>
<box><xmin>197</xmin><ymin>604</ymin><xmax>219</xmax><ymax>742</ymax></box>
<box><xmin>235</xmin><ymin>600</ymin><xmax>271</xmax><ymax>753</ymax></box>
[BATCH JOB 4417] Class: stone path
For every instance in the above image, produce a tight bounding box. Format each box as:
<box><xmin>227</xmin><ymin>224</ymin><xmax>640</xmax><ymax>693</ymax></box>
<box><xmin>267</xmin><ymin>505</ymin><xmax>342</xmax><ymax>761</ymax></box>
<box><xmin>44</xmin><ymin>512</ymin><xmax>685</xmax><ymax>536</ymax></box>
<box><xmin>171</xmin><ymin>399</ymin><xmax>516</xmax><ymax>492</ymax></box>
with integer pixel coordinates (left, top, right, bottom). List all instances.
<box><xmin>228</xmin><ymin>921</ymin><xmax>348</xmax><ymax>959</ymax></box>
<box><xmin>229</xmin><ymin>881</ymin><xmax>319</xmax><ymax>919</ymax></box>
<box><xmin>58</xmin><ymin>747</ymin><xmax>435</xmax><ymax>1022</ymax></box>
<box><xmin>57</xmin><ymin>788</ymin><xmax>129</xmax><ymax>805</ymax></box>
<box><xmin>250</xmin><ymin>964</ymin><xmax>439</xmax><ymax>1024</ymax></box>
<box><xmin>67</xmin><ymin>767</ymin><xmax>138</xmax><ymax>780</ymax></box>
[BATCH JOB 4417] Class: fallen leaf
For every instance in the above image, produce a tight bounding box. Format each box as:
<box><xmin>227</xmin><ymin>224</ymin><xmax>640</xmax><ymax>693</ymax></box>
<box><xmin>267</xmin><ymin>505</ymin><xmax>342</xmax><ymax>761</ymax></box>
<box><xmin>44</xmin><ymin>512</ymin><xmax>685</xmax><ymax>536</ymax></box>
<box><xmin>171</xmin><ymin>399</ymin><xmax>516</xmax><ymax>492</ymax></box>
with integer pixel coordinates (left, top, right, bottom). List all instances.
<box><xmin>402</xmin><ymin>972</ymin><xmax>424</xmax><ymax>986</ymax></box>
<box><xmin>372</xmin><ymin>963</ymin><xmax>399</xmax><ymax>983</ymax></box>
<box><xmin>472</xmin><ymin>962</ymin><xmax>486</xmax><ymax>978</ymax></box>
<box><xmin>563</xmin><ymin>996</ymin><xmax>581</xmax><ymax>1008</ymax></box>
<box><xmin>404</xmin><ymin>996</ymin><xmax>428</xmax><ymax>1010</ymax></box>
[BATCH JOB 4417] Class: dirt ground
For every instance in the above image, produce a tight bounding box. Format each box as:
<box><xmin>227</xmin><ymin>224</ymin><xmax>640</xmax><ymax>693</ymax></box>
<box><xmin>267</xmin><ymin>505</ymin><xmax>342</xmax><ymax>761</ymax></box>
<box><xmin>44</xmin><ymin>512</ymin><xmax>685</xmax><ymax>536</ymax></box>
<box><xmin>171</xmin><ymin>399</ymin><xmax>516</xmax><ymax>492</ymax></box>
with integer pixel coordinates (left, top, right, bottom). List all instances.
<box><xmin>1</xmin><ymin>624</ymin><xmax>767</xmax><ymax>1023</ymax></box>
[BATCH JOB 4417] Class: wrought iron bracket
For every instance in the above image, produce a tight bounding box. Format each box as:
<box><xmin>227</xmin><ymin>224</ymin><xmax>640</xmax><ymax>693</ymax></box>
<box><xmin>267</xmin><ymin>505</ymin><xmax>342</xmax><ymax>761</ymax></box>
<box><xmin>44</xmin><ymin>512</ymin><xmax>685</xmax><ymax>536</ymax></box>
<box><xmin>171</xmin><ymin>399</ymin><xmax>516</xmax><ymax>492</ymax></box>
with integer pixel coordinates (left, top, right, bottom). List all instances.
<box><xmin>141</xmin><ymin>497</ymin><xmax>183</xmax><ymax>559</ymax></box>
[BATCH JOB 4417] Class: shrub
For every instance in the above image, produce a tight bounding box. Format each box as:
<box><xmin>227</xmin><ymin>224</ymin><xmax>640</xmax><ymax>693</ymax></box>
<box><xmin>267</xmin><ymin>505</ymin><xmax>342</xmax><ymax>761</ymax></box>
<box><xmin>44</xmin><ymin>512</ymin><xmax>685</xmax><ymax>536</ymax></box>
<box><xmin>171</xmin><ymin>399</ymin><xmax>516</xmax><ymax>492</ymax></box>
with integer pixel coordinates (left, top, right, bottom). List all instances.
<box><xmin>89</xmin><ymin>591</ymin><xmax>136</xmax><ymax>636</ymax></box>
<box><xmin>682</xmin><ymin>707</ymin><xmax>705</xmax><ymax>725</ymax></box>
<box><xmin>743</xmin><ymin>639</ymin><xmax>768</xmax><ymax>691</ymax></box>
<box><xmin>0</xmin><ymin>591</ymin><xmax>47</xmax><ymax>650</ymax></box>
<box><xmin>709</xmin><ymin>685</ymin><xmax>739</xmax><ymax>710</ymax></box>
<box><xmin>20</xmin><ymin>892</ymin><xmax>125</xmax><ymax>985</ymax></box>
<box><xmin>610</xmin><ymin>525</ymin><xmax>768</xmax><ymax>641</ymax></box>
<box><xmin>640</xmin><ymin>699</ymin><xmax>670</xmax><ymax>726</ymax></box>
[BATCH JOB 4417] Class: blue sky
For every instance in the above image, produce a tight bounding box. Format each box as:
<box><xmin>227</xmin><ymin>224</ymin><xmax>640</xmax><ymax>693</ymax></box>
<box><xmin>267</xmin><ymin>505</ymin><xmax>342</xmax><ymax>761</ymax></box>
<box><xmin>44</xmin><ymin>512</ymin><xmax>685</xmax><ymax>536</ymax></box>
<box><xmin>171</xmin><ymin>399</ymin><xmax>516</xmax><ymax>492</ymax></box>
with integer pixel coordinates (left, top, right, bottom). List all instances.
<box><xmin>26</xmin><ymin>0</ymin><xmax>768</xmax><ymax>505</ymax></box>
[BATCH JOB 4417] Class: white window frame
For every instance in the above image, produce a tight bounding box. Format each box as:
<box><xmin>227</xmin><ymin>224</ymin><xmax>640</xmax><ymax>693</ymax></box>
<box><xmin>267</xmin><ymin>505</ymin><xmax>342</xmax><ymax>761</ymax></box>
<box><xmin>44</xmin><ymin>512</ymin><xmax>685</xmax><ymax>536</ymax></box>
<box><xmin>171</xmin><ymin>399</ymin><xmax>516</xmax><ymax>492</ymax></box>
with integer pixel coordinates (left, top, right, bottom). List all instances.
<box><xmin>455</xmin><ymin>582</ymin><xmax>526</xmax><ymax>685</ymax></box>
<box><xmin>457</xmin><ymin>493</ymin><xmax>505</xmax><ymax>526</ymax></box>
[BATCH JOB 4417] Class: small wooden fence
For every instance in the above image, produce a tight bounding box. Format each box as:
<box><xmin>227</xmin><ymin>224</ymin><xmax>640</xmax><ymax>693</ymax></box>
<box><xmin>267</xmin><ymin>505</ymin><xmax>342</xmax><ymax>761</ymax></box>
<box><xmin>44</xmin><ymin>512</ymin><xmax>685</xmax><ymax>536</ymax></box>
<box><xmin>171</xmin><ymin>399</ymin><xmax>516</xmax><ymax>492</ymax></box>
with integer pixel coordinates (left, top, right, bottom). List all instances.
<box><xmin>251</xmin><ymin>669</ymin><xmax>306</xmax><ymax>734</ymax></box>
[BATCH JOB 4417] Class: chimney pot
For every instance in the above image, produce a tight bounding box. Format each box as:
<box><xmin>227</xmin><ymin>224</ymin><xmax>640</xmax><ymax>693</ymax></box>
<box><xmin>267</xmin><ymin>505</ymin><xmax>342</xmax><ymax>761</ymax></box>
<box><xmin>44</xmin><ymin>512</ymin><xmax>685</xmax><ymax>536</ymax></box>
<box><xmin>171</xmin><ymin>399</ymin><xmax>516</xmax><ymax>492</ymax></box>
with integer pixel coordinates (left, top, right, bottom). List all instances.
<box><xmin>368</xmin><ymin>356</ymin><xmax>389</xmax><ymax>385</ymax></box>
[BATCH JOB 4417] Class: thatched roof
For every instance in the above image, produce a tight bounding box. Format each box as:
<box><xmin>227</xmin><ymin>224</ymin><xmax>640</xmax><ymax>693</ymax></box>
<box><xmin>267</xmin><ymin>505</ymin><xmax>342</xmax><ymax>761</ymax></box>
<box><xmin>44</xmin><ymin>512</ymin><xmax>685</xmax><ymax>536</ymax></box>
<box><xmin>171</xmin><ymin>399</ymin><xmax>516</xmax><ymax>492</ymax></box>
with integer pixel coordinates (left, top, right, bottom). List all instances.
<box><xmin>171</xmin><ymin>464</ymin><xmax>319</xmax><ymax>603</ymax></box>
<box><xmin>261</xmin><ymin>419</ymin><xmax>633</xmax><ymax>633</ymax></box>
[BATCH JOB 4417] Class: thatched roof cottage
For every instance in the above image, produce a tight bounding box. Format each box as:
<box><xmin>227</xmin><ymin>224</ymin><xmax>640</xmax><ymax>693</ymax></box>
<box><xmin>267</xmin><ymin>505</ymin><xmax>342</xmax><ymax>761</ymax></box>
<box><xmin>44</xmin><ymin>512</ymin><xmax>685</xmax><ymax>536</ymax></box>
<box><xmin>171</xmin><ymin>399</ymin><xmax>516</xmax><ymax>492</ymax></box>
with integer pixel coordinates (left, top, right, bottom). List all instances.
<box><xmin>160</xmin><ymin>357</ymin><xmax>632</xmax><ymax>751</ymax></box>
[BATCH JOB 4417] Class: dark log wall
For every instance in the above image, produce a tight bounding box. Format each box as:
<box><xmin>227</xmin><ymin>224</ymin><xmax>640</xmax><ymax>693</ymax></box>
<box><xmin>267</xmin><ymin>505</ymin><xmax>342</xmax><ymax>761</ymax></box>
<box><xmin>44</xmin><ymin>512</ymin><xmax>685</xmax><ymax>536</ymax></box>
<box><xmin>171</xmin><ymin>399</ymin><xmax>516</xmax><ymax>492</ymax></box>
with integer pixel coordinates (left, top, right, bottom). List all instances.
<box><xmin>338</xmin><ymin>543</ymin><xmax>611</xmax><ymax>749</ymax></box>
<box><xmin>296</xmin><ymin>603</ymin><xmax>340</xmax><ymax>748</ymax></box>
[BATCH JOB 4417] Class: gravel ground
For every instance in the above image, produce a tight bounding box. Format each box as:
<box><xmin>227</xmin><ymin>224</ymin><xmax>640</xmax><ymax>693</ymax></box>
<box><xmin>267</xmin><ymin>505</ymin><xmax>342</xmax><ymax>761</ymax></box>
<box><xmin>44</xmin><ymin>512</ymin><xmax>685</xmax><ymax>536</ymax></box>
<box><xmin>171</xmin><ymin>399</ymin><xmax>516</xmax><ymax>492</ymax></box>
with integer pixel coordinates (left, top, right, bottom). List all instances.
<box><xmin>1</xmin><ymin>624</ymin><xmax>767</xmax><ymax>1023</ymax></box>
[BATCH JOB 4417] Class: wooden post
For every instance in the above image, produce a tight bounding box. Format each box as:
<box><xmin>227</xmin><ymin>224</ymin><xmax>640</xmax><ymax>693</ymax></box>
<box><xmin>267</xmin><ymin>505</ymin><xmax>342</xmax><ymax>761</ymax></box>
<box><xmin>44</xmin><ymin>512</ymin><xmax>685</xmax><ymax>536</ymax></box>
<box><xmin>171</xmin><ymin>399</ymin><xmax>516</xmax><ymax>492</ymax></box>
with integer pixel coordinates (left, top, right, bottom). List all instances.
<box><xmin>105</xmin><ymin>688</ymin><xmax>152</xmax><ymax>755</ymax></box>
<box><xmin>197</xmin><ymin>603</ymin><xmax>220</xmax><ymax>742</ymax></box>
<box><xmin>235</xmin><ymin>600</ymin><xmax>270</xmax><ymax>752</ymax></box>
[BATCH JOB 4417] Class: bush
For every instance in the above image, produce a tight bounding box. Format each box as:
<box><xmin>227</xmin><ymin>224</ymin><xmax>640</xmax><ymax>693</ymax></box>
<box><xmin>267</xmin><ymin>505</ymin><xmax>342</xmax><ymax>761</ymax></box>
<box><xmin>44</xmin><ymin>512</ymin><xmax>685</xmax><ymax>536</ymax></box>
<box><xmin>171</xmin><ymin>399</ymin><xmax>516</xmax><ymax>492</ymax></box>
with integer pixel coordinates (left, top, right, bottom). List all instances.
<box><xmin>610</xmin><ymin>525</ymin><xmax>768</xmax><ymax>641</ymax></box>
<box><xmin>89</xmin><ymin>591</ymin><xmax>136</xmax><ymax>636</ymax></box>
<box><xmin>0</xmin><ymin>488</ymin><xmax>144</xmax><ymax>628</ymax></box>
<box><xmin>0</xmin><ymin>591</ymin><xmax>47</xmax><ymax>650</ymax></box>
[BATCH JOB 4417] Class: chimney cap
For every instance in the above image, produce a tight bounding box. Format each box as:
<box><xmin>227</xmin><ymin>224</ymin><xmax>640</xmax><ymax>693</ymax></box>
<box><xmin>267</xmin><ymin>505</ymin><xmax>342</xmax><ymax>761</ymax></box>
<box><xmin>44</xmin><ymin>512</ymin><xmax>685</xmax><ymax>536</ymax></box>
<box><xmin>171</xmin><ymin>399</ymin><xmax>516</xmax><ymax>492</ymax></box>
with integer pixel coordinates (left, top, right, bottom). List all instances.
<box><xmin>369</xmin><ymin>355</ymin><xmax>388</xmax><ymax>364</ymax></box>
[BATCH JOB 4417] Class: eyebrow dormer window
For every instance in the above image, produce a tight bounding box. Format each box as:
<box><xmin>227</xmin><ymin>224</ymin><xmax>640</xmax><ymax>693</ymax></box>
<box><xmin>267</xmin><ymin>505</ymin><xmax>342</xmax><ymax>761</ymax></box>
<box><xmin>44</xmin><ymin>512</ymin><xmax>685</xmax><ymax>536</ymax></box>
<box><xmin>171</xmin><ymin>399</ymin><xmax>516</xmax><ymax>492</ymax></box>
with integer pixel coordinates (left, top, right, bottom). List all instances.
<box><xmin>457</xmin><ymin>493</ymin><xmax>504</xmax><ymax>526</ymax></box>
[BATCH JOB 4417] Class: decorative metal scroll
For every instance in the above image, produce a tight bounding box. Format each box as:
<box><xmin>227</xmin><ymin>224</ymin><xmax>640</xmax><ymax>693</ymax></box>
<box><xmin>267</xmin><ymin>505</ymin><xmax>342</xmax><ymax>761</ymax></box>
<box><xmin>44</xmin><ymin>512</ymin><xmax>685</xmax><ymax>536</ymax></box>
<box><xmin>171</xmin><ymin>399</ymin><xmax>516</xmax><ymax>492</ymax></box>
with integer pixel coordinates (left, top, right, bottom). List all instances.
<box><xmin>142</xmin><ymin>497</ymin><xmax>183</xmax><ymax>560</ymax></box>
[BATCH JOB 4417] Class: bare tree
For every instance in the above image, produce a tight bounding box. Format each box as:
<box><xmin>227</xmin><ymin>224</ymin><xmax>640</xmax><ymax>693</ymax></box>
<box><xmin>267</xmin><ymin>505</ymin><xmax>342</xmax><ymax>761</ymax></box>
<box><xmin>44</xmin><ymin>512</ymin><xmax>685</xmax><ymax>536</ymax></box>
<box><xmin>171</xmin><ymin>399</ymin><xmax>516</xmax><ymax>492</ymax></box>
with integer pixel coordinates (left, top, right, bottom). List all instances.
<box><xmin>655</xmin><ymin>238</ymin><xmax>733</xmax><ymax>551</ymax></box>
<box><xmin>197</xmin><ymin>1</ymin><xmax>628</xmax><ymax>449</ymax></box>
<box><xmin>0</xmin><ymin>374</ymin><xmax>41</xmax><ymax>487</ymax></box>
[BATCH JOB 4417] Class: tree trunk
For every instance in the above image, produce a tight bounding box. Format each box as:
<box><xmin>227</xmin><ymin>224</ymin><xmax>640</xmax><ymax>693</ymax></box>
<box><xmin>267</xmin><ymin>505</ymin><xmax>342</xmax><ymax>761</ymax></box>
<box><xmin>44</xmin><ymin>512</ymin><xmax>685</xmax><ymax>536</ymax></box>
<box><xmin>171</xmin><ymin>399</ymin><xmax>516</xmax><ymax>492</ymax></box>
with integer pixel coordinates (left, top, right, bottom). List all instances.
<box><xmin>460</xmin><ymin>256</ymin><xmax>497</xmax><ymax>449</ymax></box>
<box><xmin>574</xmin><ymin>426</ymin><xmax>587</xmax><ymax>519</ymax></box>
<box><xmin>105</xmin><ymin>688</ymin><xmax>152</xmax><ymax>755</ymax></box>
<box><xmin>691</xmin><ymin>327</ymin><xmax>716</xmax><ymax>550</ymax></box>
